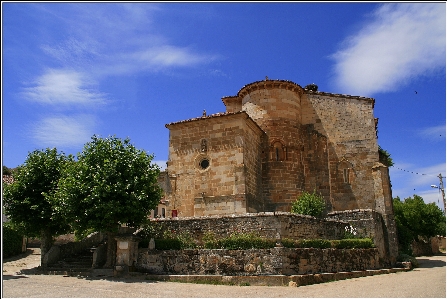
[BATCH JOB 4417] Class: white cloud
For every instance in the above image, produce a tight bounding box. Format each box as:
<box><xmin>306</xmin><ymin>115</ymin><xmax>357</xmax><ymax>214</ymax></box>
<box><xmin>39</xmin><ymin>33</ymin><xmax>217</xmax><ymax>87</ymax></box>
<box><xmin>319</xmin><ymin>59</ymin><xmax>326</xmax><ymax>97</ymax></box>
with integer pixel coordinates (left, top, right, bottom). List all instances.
<box><xmin>417</xmin><ymin>125</ymin><xmax>446</xmax><ymax>141</ymax></box>
<box><xmin>331</xmin><ymin>3</ymin><xmax>445</xmax><ymax>96</ymax></box>
<box><xmin>21</xmin><ymin>69</ymin><xmax>107</xmax><ymax>107</ymax></box>
<box><xmin>30</xmin><ymin>114</ymin><xmax>96</xmax><ymax>148</ymax></box>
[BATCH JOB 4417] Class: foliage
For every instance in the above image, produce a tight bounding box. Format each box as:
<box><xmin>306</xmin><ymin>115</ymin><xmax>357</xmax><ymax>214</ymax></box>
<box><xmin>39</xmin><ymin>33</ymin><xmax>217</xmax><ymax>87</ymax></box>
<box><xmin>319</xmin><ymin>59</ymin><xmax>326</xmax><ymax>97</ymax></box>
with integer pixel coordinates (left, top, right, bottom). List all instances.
<box><xmin>397</xmin><ymin>252</ymin><xmax>419</xmax><ymax>268</ymax></box>
<box><xmin>343</xmin><ymin>224</ymin><xmax>359</xmax><ymax>239</ymax></box>
<box><xmin>3</xmin><ymin>165</ymin><xmax>13</xmax><ymax>176</ymax></box>
<box><xmin>291</xmin><ymin>190</ymin><xmax>326</xmax><ymax>218</ymax></box>
<box><xmin>2</xmin><ymin>222</ymin><xmax>24</xmax><ymax>258</ymax></box>
<box><xmin>2</xmin><ymin>148</ymin><xmax>73</xmax><ymax>239</ymax></box>
<box><xmin>331</xmin><ymin>238</ymin><xmax>374</xmax><ymax>249</ymax></box>
<box><xmin>393</xmin><ymin>195</ymin><xmax>446</xmax><ymax>254</ymax></box>
<box><xmin>202</xmin><ymin>232</ymin><xmax>275</xmax><ymax>250</ymax></box>
<box><xmin>297</xmin><ymin>239</ymin><xmax>332</xmax><ymax>249</ymax></box>
<box><xmin>378</xmin><ymin>146</ymin><xmax>394</xmax><ymax>167</ymax></box>
<box><xmin>54</xmin><ymin>135</ymin><xmax>163</xmax><ymax>237</ymax></box>
<box><xmin>304</xmin><ymin>83</ymin><xmax>318</xmax><ymax>91</ymax></box>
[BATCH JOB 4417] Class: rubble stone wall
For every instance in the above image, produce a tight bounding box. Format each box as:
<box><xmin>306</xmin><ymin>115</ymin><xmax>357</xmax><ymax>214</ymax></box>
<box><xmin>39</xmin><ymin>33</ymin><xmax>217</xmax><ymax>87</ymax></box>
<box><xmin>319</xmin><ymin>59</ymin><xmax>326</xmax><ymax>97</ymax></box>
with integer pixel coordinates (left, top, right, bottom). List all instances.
<box><xmin>136</xmin><ymin>247</ymin><xmax>380</xmax><ymax>276</ymax></box>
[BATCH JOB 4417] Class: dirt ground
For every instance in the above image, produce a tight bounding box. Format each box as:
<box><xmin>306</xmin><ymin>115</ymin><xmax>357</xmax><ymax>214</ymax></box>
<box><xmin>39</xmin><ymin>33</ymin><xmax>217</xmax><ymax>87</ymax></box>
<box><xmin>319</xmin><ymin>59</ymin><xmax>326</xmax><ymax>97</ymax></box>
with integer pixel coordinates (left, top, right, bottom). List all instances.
<box><xmin>2</xmin><ymin>248</ymin><xmax>446</xmax><ymax>298</ymax></box>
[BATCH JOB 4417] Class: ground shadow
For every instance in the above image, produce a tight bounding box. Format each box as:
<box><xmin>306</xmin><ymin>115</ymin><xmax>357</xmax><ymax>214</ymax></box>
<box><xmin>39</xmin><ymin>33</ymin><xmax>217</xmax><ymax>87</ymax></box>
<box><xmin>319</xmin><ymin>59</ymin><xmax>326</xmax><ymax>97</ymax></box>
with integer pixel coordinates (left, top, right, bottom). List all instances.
<box><xmin>2</xmin><ymin>275</ymin><xmax>30</xmax><ymax>281</ymax></box>
<box><xmin>3</xmin><ymin>249</ymin><xmax>36</xmax><ymax>263</ymax></box>
<box><xmin>416</xmin><ymin>256</ymin><xmax>446</xmax><ymax>269</ymax></box>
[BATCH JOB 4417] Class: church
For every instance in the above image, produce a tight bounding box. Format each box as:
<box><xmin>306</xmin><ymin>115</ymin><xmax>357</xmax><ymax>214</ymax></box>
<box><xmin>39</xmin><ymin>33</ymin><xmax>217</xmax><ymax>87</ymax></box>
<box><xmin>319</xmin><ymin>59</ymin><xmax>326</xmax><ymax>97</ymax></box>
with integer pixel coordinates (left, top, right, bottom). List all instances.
<box><xmin>156</xmin><ymin>78</ymin><xmax>393</xmax><ymax>220</ymax></box>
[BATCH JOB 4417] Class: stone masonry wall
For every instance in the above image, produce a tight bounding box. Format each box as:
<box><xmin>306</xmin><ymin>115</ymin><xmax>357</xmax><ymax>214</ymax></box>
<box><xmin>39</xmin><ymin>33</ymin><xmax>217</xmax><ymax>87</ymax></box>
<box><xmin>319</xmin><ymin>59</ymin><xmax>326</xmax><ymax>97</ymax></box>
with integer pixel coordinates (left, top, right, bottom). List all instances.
<box><xmin>302</xmin><ymin>92</ymin><xmax>379</xmax><ymax>211</ymax></box>
<box><xmin>165</xmin><ymin>112</ymin><xmax>260</xmax><ymax>217</ymax></box>
<box><xmin>136</xmin><ymin>247</ymin><xmax>380</xmax><ymax>276</ymax></box>
<box><xmin>143</xmin><ymin>213</ymin><xmax>347</xmax><ymax>246</ymax></box>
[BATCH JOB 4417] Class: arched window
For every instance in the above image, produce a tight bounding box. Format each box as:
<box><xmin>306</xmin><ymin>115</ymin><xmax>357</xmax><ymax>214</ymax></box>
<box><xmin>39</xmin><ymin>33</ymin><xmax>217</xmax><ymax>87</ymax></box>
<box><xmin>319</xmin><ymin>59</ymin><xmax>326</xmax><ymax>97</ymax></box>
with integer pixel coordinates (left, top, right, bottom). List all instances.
<box><xmin>270</xmin><ymin>140</ymin><xmax>286</xmax><ymax>161</ymax></box>
<box><xmin>338</xmin><ymin>159</ymin><xmax>354</xmax><ymax>184</ymax></box>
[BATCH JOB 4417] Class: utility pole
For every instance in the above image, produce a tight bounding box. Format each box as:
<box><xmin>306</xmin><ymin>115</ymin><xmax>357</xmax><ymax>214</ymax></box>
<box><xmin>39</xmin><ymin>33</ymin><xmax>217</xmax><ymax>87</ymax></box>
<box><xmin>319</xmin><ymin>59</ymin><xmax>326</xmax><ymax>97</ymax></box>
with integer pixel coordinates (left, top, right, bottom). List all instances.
<box><xmin>438</xmin><ymin>173</ymin><xmax>446</xmax><ymax>213</ymax></box>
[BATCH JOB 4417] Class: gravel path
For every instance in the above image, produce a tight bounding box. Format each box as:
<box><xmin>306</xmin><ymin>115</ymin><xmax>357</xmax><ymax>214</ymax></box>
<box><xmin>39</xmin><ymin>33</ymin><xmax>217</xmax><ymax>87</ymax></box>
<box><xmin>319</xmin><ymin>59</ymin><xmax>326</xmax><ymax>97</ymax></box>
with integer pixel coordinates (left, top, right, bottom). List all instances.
<box><xmin>2</xmin><ymin>248</ymin><xmax>445</xmax><ymax>298</ymax></box>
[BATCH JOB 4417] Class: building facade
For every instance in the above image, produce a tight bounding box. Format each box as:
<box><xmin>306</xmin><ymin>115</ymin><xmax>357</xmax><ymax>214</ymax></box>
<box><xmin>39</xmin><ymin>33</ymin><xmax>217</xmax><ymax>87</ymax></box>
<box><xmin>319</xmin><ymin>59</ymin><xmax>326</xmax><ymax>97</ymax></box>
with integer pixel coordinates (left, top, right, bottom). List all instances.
<box><xmin>157</xmin><ymin>78</ymin><xmax>394</xmax><ymax>220</ymax></box>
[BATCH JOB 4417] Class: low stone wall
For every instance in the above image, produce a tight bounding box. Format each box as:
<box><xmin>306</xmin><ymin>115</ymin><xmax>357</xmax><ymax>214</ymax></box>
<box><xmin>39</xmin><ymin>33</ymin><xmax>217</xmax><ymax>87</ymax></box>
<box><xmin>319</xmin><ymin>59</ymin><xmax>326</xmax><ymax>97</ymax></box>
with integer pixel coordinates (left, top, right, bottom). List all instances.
<box><xmin>136</xmin><ymin>247</ymin><xmax>380</xmax><ymax>276</ymax></box>
<box><xmin>143</xmin><ymin>212</ymin><xmax>348</xmax><ymax>245</ymax></box>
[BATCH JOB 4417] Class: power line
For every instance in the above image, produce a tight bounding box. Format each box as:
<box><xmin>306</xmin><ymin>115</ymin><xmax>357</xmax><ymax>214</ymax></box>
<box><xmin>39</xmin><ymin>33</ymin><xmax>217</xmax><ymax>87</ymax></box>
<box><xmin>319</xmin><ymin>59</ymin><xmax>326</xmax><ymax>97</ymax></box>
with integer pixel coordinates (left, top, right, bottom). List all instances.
<box><xmin>391</xmin><ymin>166</ymin><xmax>445</xmax><ymax>178</ymax></box>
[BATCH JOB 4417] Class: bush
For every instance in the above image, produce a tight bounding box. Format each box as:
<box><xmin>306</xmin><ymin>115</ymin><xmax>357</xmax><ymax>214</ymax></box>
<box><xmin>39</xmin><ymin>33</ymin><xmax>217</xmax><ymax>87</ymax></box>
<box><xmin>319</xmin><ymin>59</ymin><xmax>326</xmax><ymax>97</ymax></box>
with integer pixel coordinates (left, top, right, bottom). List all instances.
<box><xmin>331</xmin><ymin>238</ymin><xmax>374</xmax><ymax>249</ymax></box>
<box><xmin>203</xmin><ymin>232</ymin><xmax>275</xmax><ymax>250</ymax></box>
<box><xmin>3</xmin><ymin>223</ymin><xmax>24</xmax><ymax>258</ymax></box>
<box><xmin>297</xmin><ymin>239</ymin><xmax>332</xmax><ymax>249</ymax></box>
<box><xmin>291</xmin><ymin>190</ymin><xmax>326</xmax><ymax>218</ymax></box>
<box><xmin>397</xmin><ymin>252</ymin><xmax>419</xmax><ymax>268</ymax></box>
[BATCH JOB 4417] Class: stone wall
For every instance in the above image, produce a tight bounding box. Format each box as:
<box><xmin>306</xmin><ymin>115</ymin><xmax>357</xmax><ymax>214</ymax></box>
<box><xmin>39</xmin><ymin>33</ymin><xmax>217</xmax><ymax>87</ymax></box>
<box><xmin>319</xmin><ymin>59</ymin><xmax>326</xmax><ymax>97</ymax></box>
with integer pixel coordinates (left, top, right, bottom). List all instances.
<box><xmin>142</xmin><ymin>212</ymin><xmax>347</xmax><ymax>246</ymax></box>
<box><xmin>165</xmin><ymin>112</ymin><xmax>263</xmax><ymax>217</ymax></box>
<box><xmin>136</xmin><ymin>247</ymin><xmax>380</xmax><ymax>276</ymax></box>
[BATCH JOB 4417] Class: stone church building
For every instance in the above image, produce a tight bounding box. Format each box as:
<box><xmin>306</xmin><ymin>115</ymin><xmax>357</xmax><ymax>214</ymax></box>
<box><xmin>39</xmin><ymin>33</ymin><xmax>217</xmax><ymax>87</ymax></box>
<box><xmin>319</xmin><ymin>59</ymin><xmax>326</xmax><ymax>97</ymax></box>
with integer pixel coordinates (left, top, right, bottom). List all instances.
<box><xmin>156</xmin><ymin>78</ymin><xmax>393</xmax><ymax>221</ymax></box>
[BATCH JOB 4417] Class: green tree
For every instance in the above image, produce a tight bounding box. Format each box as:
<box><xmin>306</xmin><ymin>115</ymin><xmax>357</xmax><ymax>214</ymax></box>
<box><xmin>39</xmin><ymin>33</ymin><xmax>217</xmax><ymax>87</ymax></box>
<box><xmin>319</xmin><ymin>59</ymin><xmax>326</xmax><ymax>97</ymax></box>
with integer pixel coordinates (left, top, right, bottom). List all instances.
<box><xmin>2</xmin><ymin>148</ymin><xmax>73</xmax><ymax>265</ymax></box>
<box><xmin>378</xmin><ymin>146</ymin><xmax>394</xmax><ymax>167</ymax></box>
<box><xmin>54</xmin><ymin>135</ymin><xmax>162</xmax><ymax>268</ymax></box>
<box><xmin>393</xmin><ymin>195</ymin><xmax>445</xmax><ymax>254</ymax></box>
<box><xmin>291</xmin><ymin>190</ymin><xmax>326</xmax><ymax>218</ymax></box>
<box><xmin>3</xmin><ymin>165</ymin><xmax>13</xmax><ymax>176</ymax></box>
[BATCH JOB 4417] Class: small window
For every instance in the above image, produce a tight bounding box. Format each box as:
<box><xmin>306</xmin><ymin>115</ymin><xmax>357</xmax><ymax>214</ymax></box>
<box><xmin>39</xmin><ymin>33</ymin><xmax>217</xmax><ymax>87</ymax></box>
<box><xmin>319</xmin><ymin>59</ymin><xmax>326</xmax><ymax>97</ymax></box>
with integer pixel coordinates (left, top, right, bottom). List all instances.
<box><xmin>343</xmin><ymin>168</ymin><xmax>350</xmax><ymax>183</ymax></box>
<box><xmin>153</xmin><ymin>208</ymin><xmax>158</xmax><ymax>218</ymax></box>
<box><xmin>199</xmin><ymin>158</ymin><xmax>210</xmax><ymax>169</ymax></box>
<box><xmin>161</xmin><ymin>208</ymin><xmax>166</xmax><ymax>218</ymax></box>
<box><xmin>271</xmin><ymin>141</ymin><xmax>286</xmax><ymax>161</ymax></box>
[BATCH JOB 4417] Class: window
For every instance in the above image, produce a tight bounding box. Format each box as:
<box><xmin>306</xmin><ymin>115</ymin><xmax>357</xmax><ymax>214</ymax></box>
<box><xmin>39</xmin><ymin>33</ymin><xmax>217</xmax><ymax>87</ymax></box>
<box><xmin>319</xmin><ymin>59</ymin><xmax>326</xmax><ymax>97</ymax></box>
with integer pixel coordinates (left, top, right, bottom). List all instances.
<box><xmin>343</xmin><ymin>168</ymin><xmax>350</xmax><ymax>183</ymax></box>
<box><xmin>271</xmin><ymin>141</ymin><xmax>286</xmax><ymax>161</ymax></box>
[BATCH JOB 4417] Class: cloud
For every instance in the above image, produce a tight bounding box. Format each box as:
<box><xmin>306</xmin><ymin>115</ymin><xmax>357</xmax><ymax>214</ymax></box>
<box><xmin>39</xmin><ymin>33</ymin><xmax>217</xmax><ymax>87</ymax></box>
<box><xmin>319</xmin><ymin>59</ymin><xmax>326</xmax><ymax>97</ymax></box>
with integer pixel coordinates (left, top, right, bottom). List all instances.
<box><xmin>21</xmin><ymin>69</ymin><xmax>107</xmax><ymax>106</ymax></box>
<box><xmin>331</xmin><ymin>3</ymin><xmax>445</xmax><ymax>96</ymax></box>
<box><xmin>416</xmin><ymin>125</ymin><xmax>446</xmax><ymax>141</ymax></box>
<box><xmin>30</xmin><ymin>114</ymin><xmax>96</xmax><ymax>148</ymax></box>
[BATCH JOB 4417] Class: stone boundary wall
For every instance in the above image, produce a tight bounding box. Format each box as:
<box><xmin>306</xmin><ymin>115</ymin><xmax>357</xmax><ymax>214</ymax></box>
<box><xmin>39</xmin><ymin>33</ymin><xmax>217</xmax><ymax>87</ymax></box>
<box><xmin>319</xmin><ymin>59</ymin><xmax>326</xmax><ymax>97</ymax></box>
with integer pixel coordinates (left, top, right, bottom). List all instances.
<box><xmin>144</xmin><ymin>212</ymin><xmax>349</xmax><ymax>245</ymax></box>
<box><xmin>136</xmin><ymin>247</ymin><xmax>380</xmax><ymax>276</ymax></box>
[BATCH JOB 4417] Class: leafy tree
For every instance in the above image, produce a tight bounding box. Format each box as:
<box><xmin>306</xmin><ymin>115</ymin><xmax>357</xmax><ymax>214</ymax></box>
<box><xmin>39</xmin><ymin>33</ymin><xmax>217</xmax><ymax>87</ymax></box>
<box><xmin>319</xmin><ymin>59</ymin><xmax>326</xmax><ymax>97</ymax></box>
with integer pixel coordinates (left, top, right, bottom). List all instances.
<box><xmin>378</xmin><ymin>146</ymin><xmax>394</xmax><ymax>167</ymax></box>
<box><xmin>2</xmin><ymin>148</ymin><xmax>73</xmax><ymax>265</ymax></box>
<box><xmin>393</xmin><ymin>195</ymin><xmax>445</xmax><ymax>254</ymax></box>
<box><xmin>54</xmin><ymin>135</ymin><xmax>163</xmax><ymax>268</ymax></box>
<box><xmin>291</xmin><ymin>190</ymin><xmax>326</xmax><ymax>218</ymax></box>
<box><xmin>3</xmin><ymin>165</ymin><xmax>13</xmax><ymax>176</ymax></box>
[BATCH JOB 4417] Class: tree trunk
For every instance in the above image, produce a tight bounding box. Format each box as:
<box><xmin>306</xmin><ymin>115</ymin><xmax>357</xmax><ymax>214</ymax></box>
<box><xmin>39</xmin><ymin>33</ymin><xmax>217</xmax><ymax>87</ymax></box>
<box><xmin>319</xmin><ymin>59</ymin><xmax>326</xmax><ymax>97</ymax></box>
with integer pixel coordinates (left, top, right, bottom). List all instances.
<box><xmin>103</xmin><ymin>231</ymin><xmax>117</xmax><ymax>269</ymax></box>
<box><xmin>40</xmin><ymin>228</ymin><xmax>53</xmax><ymax>269</ymax></box>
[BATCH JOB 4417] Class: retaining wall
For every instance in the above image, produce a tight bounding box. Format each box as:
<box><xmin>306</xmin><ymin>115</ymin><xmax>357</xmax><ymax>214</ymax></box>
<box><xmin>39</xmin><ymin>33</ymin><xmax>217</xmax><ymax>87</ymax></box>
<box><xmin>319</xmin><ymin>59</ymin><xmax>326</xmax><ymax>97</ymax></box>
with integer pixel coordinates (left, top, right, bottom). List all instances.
<box><xmin>136</xmin><ymin>247</ymin><xmax>380</xmax><ymax>276</ymax></box>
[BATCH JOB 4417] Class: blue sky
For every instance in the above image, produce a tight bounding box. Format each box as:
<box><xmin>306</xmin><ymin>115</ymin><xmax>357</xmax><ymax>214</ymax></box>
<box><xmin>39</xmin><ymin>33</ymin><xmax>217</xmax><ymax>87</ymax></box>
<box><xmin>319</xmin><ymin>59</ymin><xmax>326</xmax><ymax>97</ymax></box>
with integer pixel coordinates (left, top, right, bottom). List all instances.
<box><xmin>2</xmin><ymin>2</ymin><xmax>446</xmax><ymax>210</ymax></box>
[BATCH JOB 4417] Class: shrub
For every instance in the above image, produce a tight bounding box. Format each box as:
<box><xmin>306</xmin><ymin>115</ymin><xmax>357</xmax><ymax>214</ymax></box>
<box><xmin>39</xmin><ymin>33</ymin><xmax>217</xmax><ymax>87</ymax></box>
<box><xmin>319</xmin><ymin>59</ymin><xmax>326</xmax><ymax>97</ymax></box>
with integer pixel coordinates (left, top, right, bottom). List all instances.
<box><xmin>397</xmin><ymin>252</ymin><xmax>419</xmax><ymax>268</ymax></box>
<box><xmin>331</xmin><ymin>238</ymin><xmax>374</xmax><ymax>249</ymax></box>
<box><xmin>218</xmin><ymin>232</ymin><xmax>276</xmax><ymax>250</ymax></box>
<box><xmin>291</xmin><ymin>190</ymin><xmax>326</xmax><ymax>218</ymax></box>
<box><xmin>297</xmin><ymin>239</ymin><xmax>332</xmax><ymax>249</ymax></box>
<box><xmin>3</xmin><ymin>223</ymin><xmax>24</xmax><ymax>258</ymax></box>
<box><xmin>203</xmin><ymin>232</ymin><xmax>275</xmax><ymax>250</ymax></box>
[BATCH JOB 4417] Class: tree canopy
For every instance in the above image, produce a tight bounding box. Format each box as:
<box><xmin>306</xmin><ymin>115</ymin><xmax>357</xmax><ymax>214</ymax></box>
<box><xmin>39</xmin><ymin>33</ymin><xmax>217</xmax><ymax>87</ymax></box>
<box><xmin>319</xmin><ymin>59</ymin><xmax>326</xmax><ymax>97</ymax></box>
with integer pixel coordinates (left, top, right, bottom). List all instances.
<box><xmin>291</xmin><ymin>190</ymin><xmax>326</xmax><ymax>218</ymax></box>
<box><xmin>54</xmin><ymin>135</ymin><xmax>163</xmax><ymax>238</ymax></box>
<box><xmin>393</xmin><ymin>195</ymin><xmax>445</xmax><ymax>254</ymax></box>
<box><xmin>2</xmin><ymin>148</ymin><xmax>74</xmax><ymax>264</ymax></box>
<box><xmin>2</xmin><ymin>148</ymin><xmax>73</xmax><ymax>238</ymax></box>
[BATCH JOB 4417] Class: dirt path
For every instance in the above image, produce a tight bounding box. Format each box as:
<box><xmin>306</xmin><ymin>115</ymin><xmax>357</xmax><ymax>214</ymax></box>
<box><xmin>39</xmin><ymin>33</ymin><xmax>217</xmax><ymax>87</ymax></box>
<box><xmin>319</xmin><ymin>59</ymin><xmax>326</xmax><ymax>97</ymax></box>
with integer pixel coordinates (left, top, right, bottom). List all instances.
<box><xmin>2</xmin><ymin>249</ymin><xmax>445</xmax><ymax>298</ymax></box>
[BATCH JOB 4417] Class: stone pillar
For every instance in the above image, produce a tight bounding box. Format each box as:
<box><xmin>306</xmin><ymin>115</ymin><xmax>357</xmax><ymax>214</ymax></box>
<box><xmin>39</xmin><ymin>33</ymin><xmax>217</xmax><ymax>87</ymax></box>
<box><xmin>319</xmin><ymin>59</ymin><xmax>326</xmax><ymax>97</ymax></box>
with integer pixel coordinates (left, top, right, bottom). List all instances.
<box><xmin>114</xmin><ymin>235</ymin><xmax>141</xmax><ymax>277</ymax></box>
